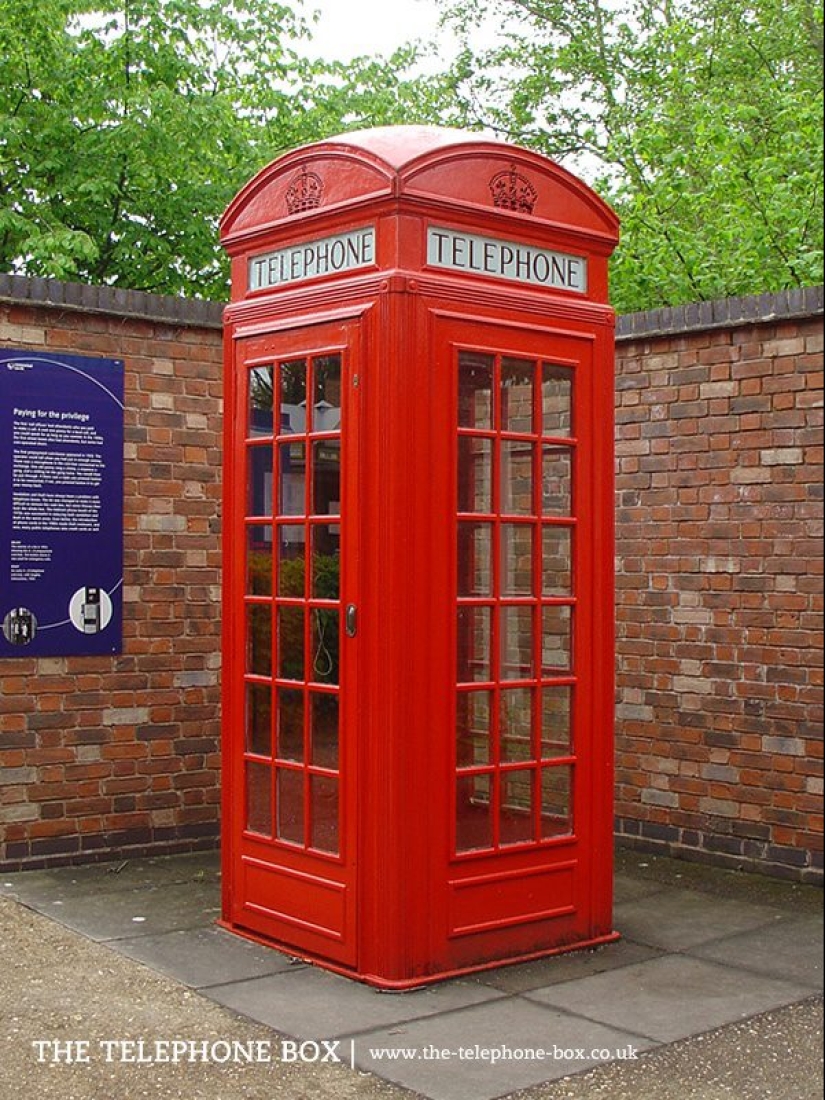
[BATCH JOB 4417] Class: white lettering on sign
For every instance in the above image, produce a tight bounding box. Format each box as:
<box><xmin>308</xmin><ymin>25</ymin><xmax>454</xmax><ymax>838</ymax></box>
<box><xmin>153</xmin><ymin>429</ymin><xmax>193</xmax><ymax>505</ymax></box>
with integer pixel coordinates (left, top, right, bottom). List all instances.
<box><xmin>250</xmin><ymin>227</ymin><xmax>376</xmax><ymax>290</ymax></box>
<box><xmin>427</xmin><ymin>227</ymin><xmax>587</xmax><ymax>293</ymax></box>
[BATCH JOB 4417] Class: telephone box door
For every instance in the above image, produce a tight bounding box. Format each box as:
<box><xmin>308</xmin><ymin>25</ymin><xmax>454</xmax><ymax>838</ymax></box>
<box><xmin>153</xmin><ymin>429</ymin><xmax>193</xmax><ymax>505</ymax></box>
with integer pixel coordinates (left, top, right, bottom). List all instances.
<box><xmin>432</xmin><ymin>312</ymin><xmax>614</xmax><ymax>967</ymax></box>
<box><xmin>224</xmin><ymin>319</ymin><xmax>360</xmax><ymax>967</ymax></box>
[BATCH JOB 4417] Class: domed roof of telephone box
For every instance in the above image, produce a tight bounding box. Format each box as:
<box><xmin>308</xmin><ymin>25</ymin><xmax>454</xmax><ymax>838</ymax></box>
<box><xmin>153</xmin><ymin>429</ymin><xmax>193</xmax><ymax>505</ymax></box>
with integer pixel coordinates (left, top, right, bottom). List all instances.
<box><xmin>220</xmin><ymin>125</ymin><xmax>619</xmax><ymax>251</ymax></box>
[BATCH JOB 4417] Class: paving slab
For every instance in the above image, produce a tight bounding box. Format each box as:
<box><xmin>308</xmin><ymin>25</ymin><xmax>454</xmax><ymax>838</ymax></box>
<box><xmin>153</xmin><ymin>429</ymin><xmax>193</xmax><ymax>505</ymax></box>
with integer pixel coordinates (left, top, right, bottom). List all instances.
<box><xmin>525</xmin><ymin>953</ymin><xmax>814</xmax><ymax>1044</ymax></box>
<box><xmin>351</xmin><ymin>997</ymin><xmax>655</xmax><ymax>1100</ymax></box>
<box><xmin>10</xmin><ymin>880</ymin><xmax>221</xmax><ymax>942</ymax></box>
<box><xmin>471</xmin><ymin>937</ymin><xmax>664</xmax><ymax>993</ymax></box>
<box><xmin>690</xmin><ymin>914</ymin><xmax>824</xmax><ymax>990</ymax></box>
<box><xmin>0</xmin><ymin>851</ymin><xmax>219</xmax><ymax>900</ymax></box>
<box><xmin>614</xmin><ymin>885</ymin><xmax>784</xmax><ymax>951</ymax></box>
<box><xmin>207</xmin><ymin>966</ymin><xmax>507</xmax><ymax>1040</ymax></box>
<box><xmin>114</xmin><ymin>925</ymin><xmax>303</xmax><ymax>988</ymax></box>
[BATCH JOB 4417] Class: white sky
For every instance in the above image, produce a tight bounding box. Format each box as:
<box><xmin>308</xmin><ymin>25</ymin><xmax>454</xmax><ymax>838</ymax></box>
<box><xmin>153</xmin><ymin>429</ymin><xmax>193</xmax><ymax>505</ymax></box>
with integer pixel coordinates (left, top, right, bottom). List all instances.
<box><xmin>304</xmin><ymin>0</ymin><xmax>448</xmax><ymax>60</ymax></box>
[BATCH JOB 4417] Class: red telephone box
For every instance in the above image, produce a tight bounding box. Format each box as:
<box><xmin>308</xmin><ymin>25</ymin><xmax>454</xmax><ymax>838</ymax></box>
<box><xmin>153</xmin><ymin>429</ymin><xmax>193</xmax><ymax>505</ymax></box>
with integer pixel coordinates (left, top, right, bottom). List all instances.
<box><xmin>219</xmin><ymin>126</ymin><xmax>620</xmax><ymax>987</ymax></box>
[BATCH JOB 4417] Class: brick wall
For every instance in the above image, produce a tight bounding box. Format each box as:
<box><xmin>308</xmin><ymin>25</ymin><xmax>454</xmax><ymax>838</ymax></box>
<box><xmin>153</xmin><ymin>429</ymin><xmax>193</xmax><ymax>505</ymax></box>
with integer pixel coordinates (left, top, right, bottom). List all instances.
<box><xmin>1</xmin><ymin>276</ymin><xmax>822</xmax><ymax>881</ymax></box>
<box><xmin>0</xmin><ymin>276</ymin><xmax>225</xmax><ymax>868</ymax></box>
<box><xmin>614</xmin><ymin>288</ymin><xmax>824</xmax><ymax>882</ymax></box>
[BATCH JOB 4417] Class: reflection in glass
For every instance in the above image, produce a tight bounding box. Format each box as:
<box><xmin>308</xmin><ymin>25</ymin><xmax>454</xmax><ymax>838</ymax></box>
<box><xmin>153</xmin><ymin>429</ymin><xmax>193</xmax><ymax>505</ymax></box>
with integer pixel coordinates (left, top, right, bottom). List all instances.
<box><xmin>311</xmin><ymin>525</ymin><xmax>340</xmax><ymax>599</ymax></box>
<box><xmin>279</xmin><ymin>360</ymin><xmax>306</xmax><ymax>435</ymax></box>
<box><xmin>311</xmin><ymin>692</ymin><xmax>339</xmax><ymax>770</ymax></box>
<box><xmin>456</xmin><ymin>773</ymin><xmax>493</xmax><ymax>852</ymax></box>
<box><xmin>249</xmin><ymin>366</ymin><xmax>273</xmax><ymax>437</ymax></box>
<box><xmin>542</xmin><ymin>525</ymin><xmax>572</xmax><ymax>595</ymax></box>
<box><xmin>501</xmin><ymin>524</ymin><xmax>533</xmax><ymax>596</ymax></box>
<box><xmin>501</xmin><ymin>769</ymin><xmax>534</xmax><ymax>845</ymax></box>
<box><xmin>456</xmin><ymin>690</ymin><xmax>491</xmax><ymax>767</ymax></box>
<box><xmin>276</xmin><ymin>767</ymin><xmax>304</xmax><ymax>845</ymax></box>
<box><xmin>246</xmin><ymin>525</ymin><xmax>272</xmax><ymax>596</ymax></box>
<box><xmin>276</xmin><ymin>605</ymin><xmax>304</xmax><ymax>681</ymax></box>
<box><xmin>247</xmin><ymin>444</ymin><xmax>273</xmax><ymax>517</ymax></box>
<box><xmin>312</xmin><ymin>439</ymin><xmax>340</xmax><ymax>515</ymax></box>
<box><xmin>247</xmin><ymin>604</ymin><xmax>271</xmax><ymax>677</ymax></box>
<box><xmin>500</xmin><ymin>688</ymin><xmax>533</xmax><ymax>761</ymax></box>
<box><xmin>246</xmin><ymin>681</ymin><xmax>271</xmax><ymax>756</ymax></box>
<box><xmin>311</xmin><ymin>609</ymin><xmax>339</xmax><ymax>685</ymax></box>
<box><xmin>457</xmin><ymin>605</ymin><xmax>492</xmax><ymax>683</ymax></box>
<box><xmin>542</xmin><ymin>447</ymin><xmax>572</xmax><ymax>515</ymax></box>
<box><xmin>278</xmin><ymin>442</ymin><xmax>306</xmax><ymax>516</ymax></box>
<box><xmin>542</xmin><ymin>364</ymin><xmax>573</xmax><ymax>438</ymax></box>
<box><xmin>500</xmin><ymin>605</ymin><xmax>534</xmax><ymax>681</ymax></box>
<box><xmin>246</xmin><ymin>762</ymin><xmax>271</xmax><ymax>835</ymax></box>
<box><xmin>542</xmin><ymin>604</ymin><xmax>572</xmax><ymax>673</ymax></box>
<box><xmin>501</xmin><ymin>441</ymin><xmax>534</xmax><ymax>515</ymax></box>
<box><xmin>501</xmin><ymin>358</ymin><xmax>534</xmax><ymax>433</ymax></box>
<box><xmin>541</xmin><ymin>686</ymin><xmax>572</xmax><ymax>758</ymax></box>
<box><xmin>277</xmin><ymin>525</ymin><xmax>305</xmax><ymax>597</ymax></box>
<box><xmin>458</xmin><ymin>352</ymin><xmax>494</xmax><ymax>429</ymax></box>
<box><xmin>458</xmin><ymin>522</ymin><xmax>492</xmax><ymax>598</ymax></box>
<box><xmin>313</xmin><ymin>355</ymin><xmax>342</xmax><ymax>428</ymax></box>
<box><xmin>310</xmin><ymin>774</ymin><xmax>339</xmax><ymax>854</ymax></box>
<box><xmin>541</xmin><ymin>766</ymin><xmax>572</xmax><ymax>837</ymax></box>
<box><xmin>276</xmin><ymin>687</ymin><xmax>304</xmax><ymax>761</ymax></box>
<box><xmin>458</xmin><ymin>437</ymin><xmax>492</xmax><ymax>514</ymax></box>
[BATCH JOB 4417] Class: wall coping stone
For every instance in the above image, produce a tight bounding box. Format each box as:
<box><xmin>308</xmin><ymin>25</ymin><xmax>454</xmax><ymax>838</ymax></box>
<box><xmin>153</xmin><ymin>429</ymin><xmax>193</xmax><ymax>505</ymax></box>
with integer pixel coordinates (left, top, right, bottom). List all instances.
<box><xmin>1</xmin><ymin>273</ymin><xmax>822</xmax><ymax>339</ymax></box>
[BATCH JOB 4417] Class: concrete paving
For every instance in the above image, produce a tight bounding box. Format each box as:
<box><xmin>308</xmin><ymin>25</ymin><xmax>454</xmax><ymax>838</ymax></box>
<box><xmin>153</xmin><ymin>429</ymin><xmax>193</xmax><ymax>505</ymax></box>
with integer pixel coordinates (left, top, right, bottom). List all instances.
<box><xmin>0</xmin><ymin>848</ymin><xmax>821</xmax><ymax>1100</ymax></box>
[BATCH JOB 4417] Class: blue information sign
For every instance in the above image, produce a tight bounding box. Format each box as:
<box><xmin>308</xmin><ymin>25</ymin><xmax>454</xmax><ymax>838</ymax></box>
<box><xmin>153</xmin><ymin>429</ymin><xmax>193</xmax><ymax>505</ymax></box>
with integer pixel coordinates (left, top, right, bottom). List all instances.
<box><xmin>0</xmin><ymin>350</ymin><xmax>124</xmax><ymax>657</ymax></box>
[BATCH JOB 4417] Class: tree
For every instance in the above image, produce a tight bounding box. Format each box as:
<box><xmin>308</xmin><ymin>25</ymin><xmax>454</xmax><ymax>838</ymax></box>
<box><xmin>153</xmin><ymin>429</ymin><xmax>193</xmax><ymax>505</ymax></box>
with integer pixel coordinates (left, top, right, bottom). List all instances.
<box><xmin>439</xmin><ymin>0</ymin><xmax>824</xmax><ymax>312</ymax></box>
<box><xmin>0</xmin><ymin>0</ymin><xmax>456</xmax><ymax>297</ymax></box>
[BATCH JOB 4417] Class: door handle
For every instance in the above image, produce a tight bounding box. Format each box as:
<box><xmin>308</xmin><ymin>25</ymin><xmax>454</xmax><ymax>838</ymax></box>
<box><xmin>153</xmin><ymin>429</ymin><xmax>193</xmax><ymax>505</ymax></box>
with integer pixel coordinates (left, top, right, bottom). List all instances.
<box><xmin>345</xmin><ymin>604</ymin><xmax>358</xmax><ymax>638</ymax></box>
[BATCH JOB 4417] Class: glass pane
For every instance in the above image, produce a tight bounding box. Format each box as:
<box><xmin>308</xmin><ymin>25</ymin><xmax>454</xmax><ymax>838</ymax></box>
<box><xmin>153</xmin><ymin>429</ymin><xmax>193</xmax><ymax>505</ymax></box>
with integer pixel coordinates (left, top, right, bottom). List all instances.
<box><xmin>246</xmin><ymin>681</ymin><xmax>271</xmax><ymax>756</ymax></box>
<box><xmin>247</xmin><ymin>604</ymin><xmax>271</xmax><ymax>677</ymax></box>
<box><xmin>276</xmin><ymin>605</ymin><xmax>304</xmax><ymax>681</ymax></box>
<box><xmin>542</xmin><ymin>605</ymin><xmax>572</xmax><ymax>673</ymax></box>
<box><xmin>501</xmin><ymin>441</ymin><xmax>534</xmax><ymax>516</ymax></box>
<box><xmin>313</xmin><ymin>355</ymin><xmax>342</xmax><ymax>431</ymax></box>
<box><xmin>246</xmin><ymin>762</ymin><xmax>271</xmax><ymax>836</ymax></box>
<box><xmin>501</xmin><ymin>358</ymin><xmax>534</xmax><ymax>433</ymax></box>
<box><xmin>542</xmin><ymin>686</ymin><xmax>572</xmax><ymax>758</ymax></box>
<box><xmin>276</xmin><ymin>687</ymin><xmax>304</xmax><ymax>762</ymax></box>
<box><xmin>457</xmin><ymin>605</ymin><xmax>492</xmax><ymax>683</ymax></box>
<box><xmin>246</xmin><ymin>525</ymin><xmax>272</xmax><ymax>596</ymax></box>
<box><xmin>312</xmin><ymin>439</ymin><xmax>340</xmax><ymax>515</ymax></box>
<box><xmin>542</xmin><ymin>364</ymin><xmax>573</xmax><ymax>438</ymax></box>
<box><xmin>458</xmin><ymin>522</ymin><xmax>492</xmax><ymax>598</ymax></box>
<box><xmin>500</xmin><ymin>688</ymin><xmax>533</xmax><ymax>762</ymax></box>
<box><xmin>247</xmin><ymin>444</ymin><xmax>273</xmax><ymax>517</ymax></box>
<box><xmin>278</xmin><ymin>442</ymin><xmax>306</xmax><ymax>516</ymax></box>
<box><xmin>458</xmin><ymin>352</ymin><xmax>494</xmax><ymax>429</ymax></box>
<box><xmin>310</xmin><ymin>774</ymin><xmax>339</xmax><ymax>854</ymax></box>
<box><xmin>456</xmin><ymin>773</ymin><xmax>493</xmax><ymax>852</ymax></box>
<box><xmin>542</xmin><ymin>525</ymin><xmax>572</xmax><ymax>595</ymax></box>
<box><xmin>458</xmin><ymin>437</ymin><xmax>492</xmax><ymax>514</ymax></box>
<box><xmin>501</xmin><ymin>524</ymin><xmax>533</xmax><ymax>596</ymax></box>
<box><xmin>500</xmin><ymin>605</ymin><xmax>534</xmax><ymax>681</ymax></box>
<box><xmin>456</xmin><ymin>690</ymin><xmax>492</xmax><ymax>768</ymax></box>
<box><xmin>276</xmin><ymin>768</ymin><xmax>304</xmax><ymax>845</ymax></box>
<box><xmin>277</xmin><ymin>525</ymin><xmax>305</xmax><ymax>597</ymax></box>
<box><xmin>249</xmin><ymin>366</ymin><xmax>274</xmax><ymax>437</ymax></box>
<box><xmin>311</xmin><ymin>692</ymin><xmax>339</xmax><ymax>770</ymax></box>
<box><xmin>279</xmin><ymin>359</ymin><xmax>306</xmax><ymax>435</ymax></box>
<box><xmin>311</xmin><ymin>609</ymin><xmax>339</xmax><ymax>685</ymax></box>
<box><xmin>541</xmin><ymin>766</ymin><xmax>572</xmax><ymax>838</ymax></box>
<box><xmin>311</xmin><ymin>525</ymin><xmax>340</xmax><ymax>599</ymax></box>
<box><xmin>501</xmin><ymin>769</ymin><xmax>534</xmax><ymax>846</ymax></box>
<box><xmin>542</xmin><ymin>447</ymin><xmax>572</xmax><ymax>515</ymax></box>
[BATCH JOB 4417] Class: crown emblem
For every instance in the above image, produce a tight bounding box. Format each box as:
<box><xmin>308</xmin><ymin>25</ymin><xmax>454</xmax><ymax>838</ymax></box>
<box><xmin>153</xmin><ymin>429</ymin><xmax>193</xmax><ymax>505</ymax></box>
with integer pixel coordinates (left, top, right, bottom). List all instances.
<box><xmin>489</xmin><ymin>165</ymin><xmax>538</xmax><ymax>214</ymax></box>
<box><xmin>285</xmin><ymin>166</ymin><xmax>324</xmax><ymax>214</ymax></box>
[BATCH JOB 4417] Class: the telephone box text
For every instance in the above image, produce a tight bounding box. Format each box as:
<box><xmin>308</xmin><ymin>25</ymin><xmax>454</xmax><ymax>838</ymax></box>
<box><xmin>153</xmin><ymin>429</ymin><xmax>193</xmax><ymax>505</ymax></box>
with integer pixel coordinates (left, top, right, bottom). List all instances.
<box><xmin>427</xmin><ymin>227</ymin><xmax>587</xmax><ymax>293</ymax></box>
